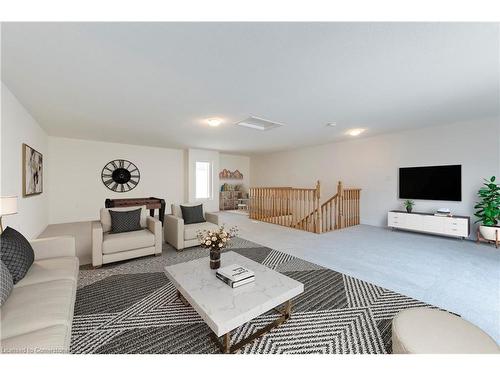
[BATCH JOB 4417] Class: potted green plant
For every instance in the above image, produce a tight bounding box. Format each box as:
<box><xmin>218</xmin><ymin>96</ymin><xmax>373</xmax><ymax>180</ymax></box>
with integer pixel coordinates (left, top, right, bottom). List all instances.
<box><xmin>474</xmin><ymin>176</ymin><xmax>500</xmax><ymax>241</ymax></box>
<box><xmin>403</xmin><ymin>200</ymin><xmax>415</xmax><ymax>213</ymax></box>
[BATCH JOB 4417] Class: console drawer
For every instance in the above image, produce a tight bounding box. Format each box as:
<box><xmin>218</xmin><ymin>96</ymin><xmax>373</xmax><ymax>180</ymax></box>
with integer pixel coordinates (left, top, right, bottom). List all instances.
<box><xmin>422</xmin><ymin>215</ymin><xmax>445</xmax><ymax>233</ymax></box>
<box><xmin>403</xmin><ymin>213</ymin><xmax>423</xmax><ymax>229</ymax></box>
<box><xmin>444</xmin><ymin>218</ymin><xmax>469</xmax><ymax>236</ymax></box>
<box><xmin>388</xmin><ymin>212</ymin><xmax>405</xmax><ymax>227</ymax></box>
<box><xmin>447</xmin><ymin>218</ymin><xmax>468</xmax><ymax>229</ymax></box>
<box><xmin>444</xmin><ymin>225</ymin><xmax>468</xmax><ymax>237</ymax></box>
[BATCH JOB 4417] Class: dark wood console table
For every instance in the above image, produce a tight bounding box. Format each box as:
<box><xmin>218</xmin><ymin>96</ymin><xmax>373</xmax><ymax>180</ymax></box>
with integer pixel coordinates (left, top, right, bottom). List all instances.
<box><xmin>105</xmin><ymin>197</ymin><xmax>166</xmax><ymax>226</ymax></box>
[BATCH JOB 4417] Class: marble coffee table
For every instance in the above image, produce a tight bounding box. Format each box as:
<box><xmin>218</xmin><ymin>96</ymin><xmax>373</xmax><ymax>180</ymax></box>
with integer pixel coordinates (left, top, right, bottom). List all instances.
<box><xmin>164</xmin><ymin>251</ymin><xmax>304</xmax><ymax>353</ymax></box>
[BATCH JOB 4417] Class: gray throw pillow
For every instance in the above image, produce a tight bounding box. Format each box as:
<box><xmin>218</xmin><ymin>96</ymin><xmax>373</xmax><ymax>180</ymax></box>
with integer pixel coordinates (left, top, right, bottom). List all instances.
<box><xmin>181</xmin><ymin>204</ymin><xmax>206</xmax><ymax>225</ymax></box>
<box><xmin>0</xmin><ymin>260</ymin><xmax>14</xmax><ymax>306</ymax></box>
<box><xmin>0</xmin><ymin>227</ymin><xmax>35</xmax><ymax>284</ymax></box>
<box><xmin>109</xmin><ymin>208</ymin><xmax>142</xmax><ymax>234</ymax></box>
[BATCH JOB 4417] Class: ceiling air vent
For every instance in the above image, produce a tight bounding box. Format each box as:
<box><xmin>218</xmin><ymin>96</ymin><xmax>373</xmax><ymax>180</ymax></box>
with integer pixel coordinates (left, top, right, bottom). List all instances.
<box><xmin>235</xmin><ymin>116</ymin><xmax>284</xmax><ymax>131</ymax></box>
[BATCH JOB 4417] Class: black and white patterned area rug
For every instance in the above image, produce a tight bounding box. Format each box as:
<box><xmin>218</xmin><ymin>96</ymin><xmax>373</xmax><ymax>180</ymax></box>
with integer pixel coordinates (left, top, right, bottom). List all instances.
<box><xmin>71</xmin><ymin>238</ymin><xmax>431</xmax><ymax>354</ymax></box>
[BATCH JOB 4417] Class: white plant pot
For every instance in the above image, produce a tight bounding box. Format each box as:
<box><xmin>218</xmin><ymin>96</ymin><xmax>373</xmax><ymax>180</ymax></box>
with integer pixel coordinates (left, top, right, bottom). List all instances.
<box><xmin>479</xmin><ymin>225</ymin><xmax>499</xmax><ymax>241</ymax></box>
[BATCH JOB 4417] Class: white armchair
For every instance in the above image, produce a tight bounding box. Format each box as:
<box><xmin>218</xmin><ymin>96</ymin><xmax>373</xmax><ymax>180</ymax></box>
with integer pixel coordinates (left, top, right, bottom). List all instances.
<box><xmin>165</xmin><ymin>203</ymin><xmax>219</xmax><ymax>251</ymax></box>
<box><xmin>92</xmin><ymin>205</ymin><xmax>162</xmax><ymax>267</ymax></box>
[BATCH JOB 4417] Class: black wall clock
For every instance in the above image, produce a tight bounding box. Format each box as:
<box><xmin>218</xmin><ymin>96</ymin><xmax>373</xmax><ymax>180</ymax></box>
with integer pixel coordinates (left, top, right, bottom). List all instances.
<box><xmin>101</xmin><ymin>159</ymin><xmax>140</xmax><ymax>192</ymax></box>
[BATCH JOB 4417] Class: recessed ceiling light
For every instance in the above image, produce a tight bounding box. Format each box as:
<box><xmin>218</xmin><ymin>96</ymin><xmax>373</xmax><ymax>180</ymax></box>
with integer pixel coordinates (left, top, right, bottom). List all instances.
<box><xmin>207</xmin><ymin>118</ymin><xmax>222</xmax><ymax>127</ymax></box>
<box><xmin>326</xmin><ymin>122</ymin><xmax>337</xmax><ymax>127</ymax></box>
<box><xmin>347</xmin><ymin>128</ymin><xmax>365</xmax><ymax>136</ymax></box>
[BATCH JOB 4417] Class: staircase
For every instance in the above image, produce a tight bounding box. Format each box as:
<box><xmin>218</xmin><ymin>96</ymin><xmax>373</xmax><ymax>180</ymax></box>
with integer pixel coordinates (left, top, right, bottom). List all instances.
<box><xmin>249</xmin><ymin>181</ymin><xmax>361</xmax><ymax>234</ymax></box>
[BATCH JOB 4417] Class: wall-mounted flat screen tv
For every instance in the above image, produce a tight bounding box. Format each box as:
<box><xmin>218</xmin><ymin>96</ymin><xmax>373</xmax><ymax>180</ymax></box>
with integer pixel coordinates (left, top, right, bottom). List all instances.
<box><xmin>399</xmin><ymin>165</ymin><xmax>461</xmax><ymax>201</ymax></box>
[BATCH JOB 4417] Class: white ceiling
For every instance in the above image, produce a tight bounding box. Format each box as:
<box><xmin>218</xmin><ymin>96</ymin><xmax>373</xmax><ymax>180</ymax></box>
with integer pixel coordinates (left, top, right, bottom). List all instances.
<box><xmin>2</xmin><ymin>22</ymin><xmax>499</xmax><ymax>154</ymax></box>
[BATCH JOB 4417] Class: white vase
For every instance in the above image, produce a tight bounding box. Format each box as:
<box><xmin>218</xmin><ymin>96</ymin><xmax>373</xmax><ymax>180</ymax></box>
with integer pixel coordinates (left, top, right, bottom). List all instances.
<box><xmin>479</xmin><ymin>225</ymin><xmax>499</xmax><ymax>241</ymax></box>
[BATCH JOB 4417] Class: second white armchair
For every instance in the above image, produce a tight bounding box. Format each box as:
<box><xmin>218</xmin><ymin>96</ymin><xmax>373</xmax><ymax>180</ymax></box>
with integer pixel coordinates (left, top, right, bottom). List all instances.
<box><xmin>165</xmin><ymin>203</ymin><xmax>219</xmax><ymax>251</ymax></box>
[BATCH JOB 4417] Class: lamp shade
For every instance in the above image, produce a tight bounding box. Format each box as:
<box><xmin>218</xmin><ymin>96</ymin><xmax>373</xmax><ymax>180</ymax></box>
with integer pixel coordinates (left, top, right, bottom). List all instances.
<box><xmin>0</xmin><ymin>196</ymin><xmax>18</xmax><ymax>216</ymax></box>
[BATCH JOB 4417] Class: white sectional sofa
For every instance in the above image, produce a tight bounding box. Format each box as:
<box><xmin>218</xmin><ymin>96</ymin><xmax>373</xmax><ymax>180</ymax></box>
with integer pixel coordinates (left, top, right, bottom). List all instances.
<box><xmin>0</xmin><ymin>236</ymin><xmax>78</xmax><ymax>354</ymax></box>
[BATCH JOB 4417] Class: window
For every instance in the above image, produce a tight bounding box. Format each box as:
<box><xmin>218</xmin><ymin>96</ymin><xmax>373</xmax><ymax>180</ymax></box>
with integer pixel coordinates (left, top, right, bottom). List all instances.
<box><xmin>195</xmin><ymin>161</ymin><xmax>212</xmax><ymax>199</ymax></box>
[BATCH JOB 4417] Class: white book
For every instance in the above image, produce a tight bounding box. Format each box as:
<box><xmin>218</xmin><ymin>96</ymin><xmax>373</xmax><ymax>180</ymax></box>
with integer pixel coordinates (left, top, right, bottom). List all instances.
<box><xmin>216</xmin><ymin>264</ymin><xmax>255</xmax><ymax>282</ymax></box>
<box><xmin>232</xmin><ymin>276</ymin><xmax>255</xmax><ymax>288</ymax></box>
<box><xmin>216</xmin><ymin>273</ymin><xmax>255</xmax><ymax>288</ymax></box>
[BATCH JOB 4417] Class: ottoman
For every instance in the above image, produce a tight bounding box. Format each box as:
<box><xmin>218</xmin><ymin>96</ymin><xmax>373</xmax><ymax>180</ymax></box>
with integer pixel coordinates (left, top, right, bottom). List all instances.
<box><xmin>392</xmin><ymin>307</ymin><xmax>500</xmax><ymax>354</ymax></box>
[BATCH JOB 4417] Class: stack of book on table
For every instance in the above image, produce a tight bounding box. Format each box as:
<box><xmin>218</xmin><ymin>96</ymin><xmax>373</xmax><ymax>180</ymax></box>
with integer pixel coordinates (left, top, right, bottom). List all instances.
<box><xmin>216</xmin><ymin>264</ymin><xmax>255</xmax><ymax>288</ymax></box>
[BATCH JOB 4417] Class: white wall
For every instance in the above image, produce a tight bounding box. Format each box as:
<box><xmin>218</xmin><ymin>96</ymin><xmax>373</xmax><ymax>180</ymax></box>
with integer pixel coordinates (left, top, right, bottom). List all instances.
<box><xmin>1</xmin><ymin>83</ymin><xmax>49</xmax><ymax>238</ymax></box>
<box><xmin>47</xmin><ymin>137</ymin><xmax>185</xmax><ymax>224</ymax></box>
<box><xmin>219</xmin><ymin>154</ymin><xmax>250</xmax><ymax>194</ymax></box>
<box><xmin>187</xmin><ymin>148</ymin><xmax>220</xmax><ymax>212</ymax></box>
<box><xmin>251</xmin><ymin>118</ymin><xmax>500</xmax><ymax>231</ymax></box>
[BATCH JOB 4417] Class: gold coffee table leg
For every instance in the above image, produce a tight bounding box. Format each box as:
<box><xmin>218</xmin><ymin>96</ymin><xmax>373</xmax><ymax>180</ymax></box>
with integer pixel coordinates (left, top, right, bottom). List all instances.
<box><xmin>284</xmin><ymin>300</ymin><xmax>291</xmax><ymax>318</ymax></box>
<box><xmin>222</xmin><ymin>333</ymin><xmax>231</xmax><ymax>354</ymax></box>
<box><xmin>176</xmin><ymin>290</ymin><xmax>190</xmax><ymax>307</ymax></box>
<box><xmin>212</xmin><ymin>300</ymin><xmax>293</xmax><ymax>354</ymax></box>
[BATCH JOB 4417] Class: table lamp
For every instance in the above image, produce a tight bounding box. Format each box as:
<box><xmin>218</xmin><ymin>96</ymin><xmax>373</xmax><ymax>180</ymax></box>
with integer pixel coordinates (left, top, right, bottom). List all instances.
<box><xmin>0</xmin><ymin>196</ymin><xmax>18</xmax><ymax>233</ymax></box>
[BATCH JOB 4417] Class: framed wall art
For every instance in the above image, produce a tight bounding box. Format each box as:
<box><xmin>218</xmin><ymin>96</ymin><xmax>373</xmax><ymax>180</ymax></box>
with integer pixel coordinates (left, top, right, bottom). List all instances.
<box><xmin>22</xmin><ymin>143</ymin><xmax>43</xmax><ymax>196</ymax></box>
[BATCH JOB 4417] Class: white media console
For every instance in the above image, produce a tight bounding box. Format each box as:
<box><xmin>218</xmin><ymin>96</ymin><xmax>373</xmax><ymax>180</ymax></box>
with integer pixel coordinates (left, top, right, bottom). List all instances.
<box><xmin>387</xmin><ymin>210</ymin><xmax>470</xmax><ymax>239</ymax></box>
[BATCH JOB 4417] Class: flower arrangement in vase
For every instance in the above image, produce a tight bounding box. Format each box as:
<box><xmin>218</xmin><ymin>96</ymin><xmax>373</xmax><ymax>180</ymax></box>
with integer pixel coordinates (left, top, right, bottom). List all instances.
<box><xmin>197</xmin><ymin>225</ymin><xmax>238</xmax><ymax>269</ymax></box>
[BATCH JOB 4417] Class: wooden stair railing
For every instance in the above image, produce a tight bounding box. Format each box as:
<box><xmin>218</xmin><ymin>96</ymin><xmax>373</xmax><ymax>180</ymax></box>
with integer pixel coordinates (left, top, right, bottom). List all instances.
<box><xmin>293</xmin><ymin>181</ymin><xmax>361</xmax><ymax>232</ymax></box>
<box><xmin>295</xmin><ymin>192</ymin><xmax>337</xmax><ymax>231</ymax></box>
<box><xmin>249</xmin><ymin>182</ymin><xmax>321</xmax><ymax>232</ymax></box>
<box><xmin>322</xmin><ymin>181</ymin><xmax>361</xmax><ymax>232</ymax></box>
<box><xmin>249</xmin><ymin>181</ymin><xmax>361</xmax><ymax>234</ymax></box>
